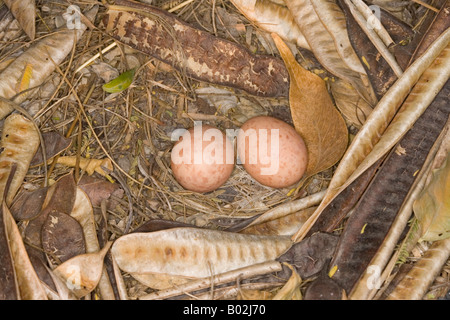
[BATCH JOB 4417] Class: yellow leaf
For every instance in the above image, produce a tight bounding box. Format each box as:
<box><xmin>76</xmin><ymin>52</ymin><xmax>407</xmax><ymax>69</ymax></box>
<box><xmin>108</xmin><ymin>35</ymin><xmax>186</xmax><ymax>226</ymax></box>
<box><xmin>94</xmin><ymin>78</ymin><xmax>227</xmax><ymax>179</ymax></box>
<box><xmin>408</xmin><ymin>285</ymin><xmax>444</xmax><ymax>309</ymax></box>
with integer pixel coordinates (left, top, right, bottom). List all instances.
<box><xmin>272</xmin><ymin>33</ymin><xmax>348</xmax><ymax>177</ymax></box>
<box><xmin>413</xmin><ymin>152</ymin><xmax>450</xmax><ymax>242</ymax></box>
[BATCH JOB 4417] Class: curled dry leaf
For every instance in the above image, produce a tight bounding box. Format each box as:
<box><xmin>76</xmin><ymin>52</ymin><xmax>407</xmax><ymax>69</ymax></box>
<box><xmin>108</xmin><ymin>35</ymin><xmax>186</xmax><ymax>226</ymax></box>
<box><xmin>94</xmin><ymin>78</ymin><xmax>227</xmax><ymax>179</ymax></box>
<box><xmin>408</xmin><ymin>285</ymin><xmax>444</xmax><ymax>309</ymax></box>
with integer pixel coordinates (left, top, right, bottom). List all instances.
<box><xmin>111</xmin><ymin>227</ymin><xmax>292</xmax><ymax>278</ymax></box>
<box><xmin>0</xmin><ymin>114</ymin><xmax>40</xmax><ymax>205</ymax></box>
<box><xmin>30</xmin><ymin>131</ymin><xmax>72</xmax><ymax>167</ymax></box>
<box><xmin>413</xmin><ymin>152</ymin><xmax>450</xmax><ymax>242</ymax></box>
<box><xmin>229</xmin><ymin>0</ymin><xmax>310</xmax><ymax>50</ymax></box>
<box><xmin>272</xmin><ymin>33</ymin><xmax>348</xmax><ymax>178</ymax></box>
<box><xmin>272</xmin><ymin>263</ymin><xmax>302</xmax><ymax>300</ymax></box>
<box><xmin>4</xmin><ymin>0</ymin><xmax>36</xmax><ymax>40</ymax></box>
<box><xmin>53</xmin><ymin>242</ymin><xmax>112</xmax><ymax>298</ymax></box>
<box><xmin>0</xmin><ymin>6</ymin><xmax>98</xmax><ymax>120</ymax></box>
<box><xmin>2</xmin><ymin>202</ymin><xmax>47</xmax><ymax>300</ymax></box>
<box><xmin>70</xmin><ymin>187</ymin><xmax>115</xmax><ymax>300</ymax></box>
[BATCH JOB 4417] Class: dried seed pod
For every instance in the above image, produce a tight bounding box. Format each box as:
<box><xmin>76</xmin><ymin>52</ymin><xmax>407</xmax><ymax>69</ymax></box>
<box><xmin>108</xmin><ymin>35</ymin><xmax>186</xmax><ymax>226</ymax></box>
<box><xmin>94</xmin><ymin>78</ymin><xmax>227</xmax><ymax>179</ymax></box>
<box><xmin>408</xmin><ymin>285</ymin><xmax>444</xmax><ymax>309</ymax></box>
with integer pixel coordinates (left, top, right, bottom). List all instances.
<box><xmin>111</xmin><ymin>227</ymin><xmax>292</xmax><ymax>278</ymax></box>
<box><xmin>103</xmin><ymin>0</ymin><xmax>289</xmax><ymax>97</ymax></box>
<box><xmin>0</xmin><ymin>114</ymin><xmax>40</xmax><ymax>205</ymax></box>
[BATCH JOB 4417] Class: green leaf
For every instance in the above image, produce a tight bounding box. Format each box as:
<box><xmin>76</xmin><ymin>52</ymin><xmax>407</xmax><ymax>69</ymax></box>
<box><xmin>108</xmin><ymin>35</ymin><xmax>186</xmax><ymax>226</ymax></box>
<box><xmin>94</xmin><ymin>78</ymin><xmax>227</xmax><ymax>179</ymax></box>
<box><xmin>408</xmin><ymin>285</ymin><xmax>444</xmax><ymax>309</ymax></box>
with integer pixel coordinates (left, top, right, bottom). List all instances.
<box><xmin>413</xmin><ymin>152</ymin><xmax>450</xmax><ymax>242</ymax></box>
<box><xmin>102</xmin><ymin>68</ymin><xmax>135</xmax><ymax>93</ymax></box>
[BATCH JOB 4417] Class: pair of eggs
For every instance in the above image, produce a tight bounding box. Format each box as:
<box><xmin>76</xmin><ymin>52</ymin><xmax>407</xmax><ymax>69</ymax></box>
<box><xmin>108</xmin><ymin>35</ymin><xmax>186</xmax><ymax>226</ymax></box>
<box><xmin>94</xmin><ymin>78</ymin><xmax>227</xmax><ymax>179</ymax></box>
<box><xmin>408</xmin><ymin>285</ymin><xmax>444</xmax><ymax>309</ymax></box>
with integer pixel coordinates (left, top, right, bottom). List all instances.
<box><xmin>170</xmin><ymin>116</ymin><xmax>308</xmax><ymax>193</ymax></box>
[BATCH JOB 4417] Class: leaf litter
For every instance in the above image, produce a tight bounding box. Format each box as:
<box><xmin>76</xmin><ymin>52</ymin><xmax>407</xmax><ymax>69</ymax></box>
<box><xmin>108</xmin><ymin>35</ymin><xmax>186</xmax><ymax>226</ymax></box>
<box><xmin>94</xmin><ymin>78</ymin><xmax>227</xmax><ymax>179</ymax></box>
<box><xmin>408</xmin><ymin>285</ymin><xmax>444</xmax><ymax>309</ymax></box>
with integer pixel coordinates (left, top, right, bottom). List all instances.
<box><xmin>0</xmin><ymin>0</ymin><xmax>448</xmax><ymax>300</ymax></box>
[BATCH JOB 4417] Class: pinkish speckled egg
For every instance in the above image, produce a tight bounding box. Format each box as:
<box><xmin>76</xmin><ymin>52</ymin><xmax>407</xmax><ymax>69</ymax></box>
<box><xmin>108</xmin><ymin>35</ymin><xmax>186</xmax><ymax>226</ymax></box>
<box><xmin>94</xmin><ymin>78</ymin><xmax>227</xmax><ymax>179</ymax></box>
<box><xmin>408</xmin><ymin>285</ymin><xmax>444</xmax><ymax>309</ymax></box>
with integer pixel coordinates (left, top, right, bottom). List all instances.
<box><xmin>237</xmin><ymin>116</ymin><xmax>308</xmax><ymax>188</ymax></box>
<box><xmin>171</xmin><ymin>124</ymin><xmax>234</xmax><ymax>193</ymax></box>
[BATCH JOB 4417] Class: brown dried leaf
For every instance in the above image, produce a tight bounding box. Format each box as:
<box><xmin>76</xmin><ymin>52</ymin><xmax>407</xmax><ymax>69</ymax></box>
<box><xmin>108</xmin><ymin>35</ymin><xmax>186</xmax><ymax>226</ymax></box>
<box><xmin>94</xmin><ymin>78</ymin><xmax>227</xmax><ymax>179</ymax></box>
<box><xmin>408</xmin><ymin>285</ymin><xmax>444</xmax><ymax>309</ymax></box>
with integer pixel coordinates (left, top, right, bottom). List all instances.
<box><xmin>272</xmin><ymin>263</ymin><xmax>302</xmax><ymax>300</ymax></box>
<box><xmin>53</xmin><ymin>242</ymin><xmax>112</xmax><ymax>298</ymax></box>
<box><xmin>10</xmin><ymin>187</ymin><xmax>49</xmax><ymax>221</ymax></box>
<box><xmin>0</xmin><ymin>200</ymin><xmax>19</xmax><ymax>299</ymax></box>
<box><xmin>41</xmin><ymin>210</ymin><xmax>86</xmax><ymax>265</ymax></box>
<box><xmin>78</xmin><ymin>175</ymin><xmax>122</xmax><ymax>208</ymax></box>
<box><xmin>111</xmin><ymin>227</ymin><xmax>292</xmax><ymax>278</ymax></box>
<box><xmin>330</xmin><ymin>79</ymin><xmax>373</xmax><ymax>128</ymax></box>
<box><xmin>24</xmin><ymin>172</ymin><xmax>77</xmax><ymax>249</ymax></box>
<box><xmin>3</xmin><ymin>202</ymin><xmax>47</xmax><ymax>300</ymax></box>
<box><xmin>4</xmin><ymin>0</ymin><xmax>35</xmax><ymax>40</ymax></box>
<box><xmin>30</xmin><ymin>131</ymin><xmax>72</xmax><ymax>167</ymax></box>
<box><xmin>272</xmin><ymin>33</ymin><xmax>348</xmax><ymax>177</ymax></box>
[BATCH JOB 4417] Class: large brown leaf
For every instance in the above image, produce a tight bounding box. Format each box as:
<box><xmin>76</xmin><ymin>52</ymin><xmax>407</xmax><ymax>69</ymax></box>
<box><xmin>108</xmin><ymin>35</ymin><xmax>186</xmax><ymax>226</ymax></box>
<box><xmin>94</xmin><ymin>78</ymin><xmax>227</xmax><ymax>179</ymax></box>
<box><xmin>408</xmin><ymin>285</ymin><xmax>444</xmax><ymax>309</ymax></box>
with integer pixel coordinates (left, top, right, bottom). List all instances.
<box><xmin>272</xmin><ymin>33</ymin><xmax>348</xmax><ymax>178</ymax></box>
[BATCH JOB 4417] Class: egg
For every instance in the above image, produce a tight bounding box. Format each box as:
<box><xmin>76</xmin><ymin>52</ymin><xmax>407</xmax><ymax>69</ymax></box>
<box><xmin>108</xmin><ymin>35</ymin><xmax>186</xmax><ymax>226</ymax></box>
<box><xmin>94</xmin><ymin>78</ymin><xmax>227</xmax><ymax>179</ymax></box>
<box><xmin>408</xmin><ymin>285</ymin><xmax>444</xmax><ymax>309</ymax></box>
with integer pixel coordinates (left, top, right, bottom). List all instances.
<box><xmin>171</xmin><ymin>124</ymin><xmax>235</xmax><ymax>193</ymax></box>
<box><xmin>237</xmin><ymin>116</ymin><xmax>308</xmax><ymax>188</ymax></box>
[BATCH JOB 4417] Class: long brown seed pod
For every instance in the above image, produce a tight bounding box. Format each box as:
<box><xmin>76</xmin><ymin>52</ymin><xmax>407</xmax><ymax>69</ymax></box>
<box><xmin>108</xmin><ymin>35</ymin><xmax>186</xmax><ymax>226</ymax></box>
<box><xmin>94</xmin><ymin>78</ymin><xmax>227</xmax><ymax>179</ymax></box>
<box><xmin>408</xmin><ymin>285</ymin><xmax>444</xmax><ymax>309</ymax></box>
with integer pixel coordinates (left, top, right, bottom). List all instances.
<box><xmin>103</xmin><ymin>0</ymin><xmax>289</xmax><ymax>97</ymax></box>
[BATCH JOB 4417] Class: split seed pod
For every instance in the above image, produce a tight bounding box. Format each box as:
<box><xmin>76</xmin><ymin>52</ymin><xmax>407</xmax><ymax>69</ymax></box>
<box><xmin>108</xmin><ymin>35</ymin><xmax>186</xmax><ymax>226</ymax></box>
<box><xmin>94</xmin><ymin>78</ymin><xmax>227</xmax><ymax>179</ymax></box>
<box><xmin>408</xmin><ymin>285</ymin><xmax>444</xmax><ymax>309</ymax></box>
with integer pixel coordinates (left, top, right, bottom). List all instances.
<box><xmin>111</xmin><ymin>227</ymin><xmax>292</xmax><ymax>278</ymax></box>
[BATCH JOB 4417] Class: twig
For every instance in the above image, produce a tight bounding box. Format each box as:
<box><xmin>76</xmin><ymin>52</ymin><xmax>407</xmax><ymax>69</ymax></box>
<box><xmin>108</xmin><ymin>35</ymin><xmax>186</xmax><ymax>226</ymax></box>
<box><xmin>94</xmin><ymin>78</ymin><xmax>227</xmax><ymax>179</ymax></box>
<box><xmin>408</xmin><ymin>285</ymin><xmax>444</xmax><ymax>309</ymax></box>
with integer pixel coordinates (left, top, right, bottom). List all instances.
<box><xmin>138</xmin><ymin>260</ymin><xmax>283</xmax><ymax>300</ymax></box>
<box><xmin>344</xmin><ymin>0</ymin><xmax>403</xmax><ymax>77</ymax></box>
<box><xmin>411</xmin><ymin>0</ymin><xmax>440</xmax><ymax>13</ymax></box>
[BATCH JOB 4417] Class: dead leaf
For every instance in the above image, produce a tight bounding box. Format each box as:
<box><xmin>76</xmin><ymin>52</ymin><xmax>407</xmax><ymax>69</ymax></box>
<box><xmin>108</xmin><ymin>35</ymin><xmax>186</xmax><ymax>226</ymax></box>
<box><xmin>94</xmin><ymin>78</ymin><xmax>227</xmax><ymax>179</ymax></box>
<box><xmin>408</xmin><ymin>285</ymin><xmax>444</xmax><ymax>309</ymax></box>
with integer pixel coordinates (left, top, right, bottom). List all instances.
<box><xmin>24</xmin><ymin>172</ymin><xmax>77</xmax><ymax>251</ymax></box>
<box><xmin>30</xmin><ymin>131</ymin><xmax>72</xmax><ymax>167</ymax></box>
<box><xmin>10</xmin><ymin>186</ymin><xmax>49</xmax><ymax>220</ymax></box>
<box><xmin>41</xmin><ymin>210</ymin><xmax>86</xmax><ymax>265</ymax></box>
<box><xmin>53</xmin><ymin>242</ymin><xmax>112</xmax><ymax>298</ymax></box>
<box><xmin>77</xmin><ymin>175</ymin><xmax>122</xmax><ymax>208</ymax></box>
<box><xmin>272</xmin><ymin>263</ymin><xmax>302</xmax><ymax>300</ymax></box>
<box><xmin>2</xmin><ymin>201</ymin><xmax>48</xmax><ymax>299</ymax></box>
<box><xmin>330</xmin><ymin>79</ymin><xmax>373</xmax><ymax>128</ymax></box>
<box><xmin>0</xmin><ymin>200</ymin><xmax>19</xmax><ymax>299</ymax></box>
<box><xmin>413</xmin><ymin>152</ymin><xmax>450</xmax><ymax>242</ymax></box>
<box><xmin>70</xmin><ymin>187</ymin><xmax>116</xmax><ymax>300</ymax></box>
<box><xmin>272</xmin><ymin>33</ymin><xmax>348</xmax><ymax>177</ymax></box>
<box><xmin>4</xmin><ymin>0</ymin><xmax>35</xmax><ymax>40</ymax></box>
<box><xmin>111</xmin><ymin>227</ymin><xmax>292</xmax><ymax>278</ymax></box>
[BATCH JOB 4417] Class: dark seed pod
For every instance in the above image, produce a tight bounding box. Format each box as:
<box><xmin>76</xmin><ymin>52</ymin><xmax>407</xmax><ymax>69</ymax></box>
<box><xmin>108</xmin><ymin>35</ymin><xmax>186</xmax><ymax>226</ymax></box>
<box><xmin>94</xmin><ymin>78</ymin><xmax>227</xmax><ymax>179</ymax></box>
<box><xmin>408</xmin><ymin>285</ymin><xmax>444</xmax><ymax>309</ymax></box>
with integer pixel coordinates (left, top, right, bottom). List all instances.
<box><xmin>103</xmin><ymin>0</ymin><xmax>289</xmax><ymax>97</ymax></box>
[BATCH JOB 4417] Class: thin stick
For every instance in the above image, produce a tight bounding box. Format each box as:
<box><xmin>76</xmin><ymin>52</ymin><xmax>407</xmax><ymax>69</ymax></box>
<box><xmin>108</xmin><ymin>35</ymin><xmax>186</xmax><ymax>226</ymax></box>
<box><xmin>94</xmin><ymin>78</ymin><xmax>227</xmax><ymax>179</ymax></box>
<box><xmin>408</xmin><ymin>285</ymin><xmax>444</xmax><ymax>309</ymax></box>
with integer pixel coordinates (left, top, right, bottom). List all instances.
<box><xmin>344</xmin><ymin>0</ymin><xmax>403</xmax><ymax>77</ymax></box>
<box><xmin>138</xmin><ymin>260</ymin><xmax>283</xmax><ymax>300</ymax></box>
<box><xmin>168</xmin><ymin>0</ymin><xmax>195</xmax><ymax>13</ymax></box>
<box><xmin>75</xmin><ymin>41</ymin><xmax>117</xmax><ymax>73</ymax></box>
<box><xmin>411</xmin><ymin>0</ymin><xmax>440</xmax><ymax>12</ymax></box>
